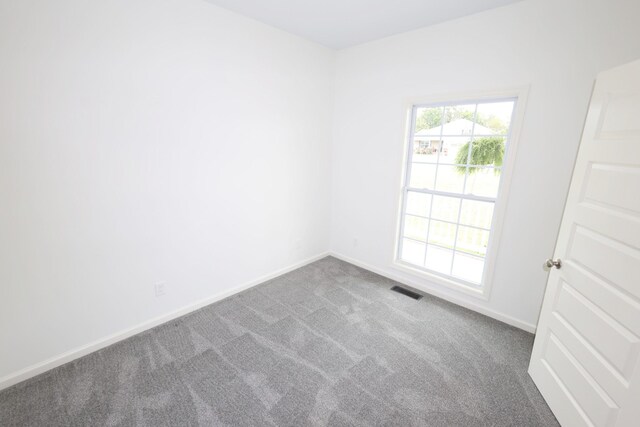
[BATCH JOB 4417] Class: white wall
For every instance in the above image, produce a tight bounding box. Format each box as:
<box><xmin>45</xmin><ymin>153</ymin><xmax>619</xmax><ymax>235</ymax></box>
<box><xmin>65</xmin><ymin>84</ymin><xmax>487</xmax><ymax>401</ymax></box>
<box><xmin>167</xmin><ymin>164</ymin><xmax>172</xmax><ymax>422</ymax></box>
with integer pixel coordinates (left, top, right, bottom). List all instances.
<box><xmin>330</xmin><ymin>0</ymin><xmax>640</xmax><ymax>331</ymax></box>
<box><xmin>0</xmin><ymin>0</ymin><xmax>334</xmax><ymax>382</ymax></box>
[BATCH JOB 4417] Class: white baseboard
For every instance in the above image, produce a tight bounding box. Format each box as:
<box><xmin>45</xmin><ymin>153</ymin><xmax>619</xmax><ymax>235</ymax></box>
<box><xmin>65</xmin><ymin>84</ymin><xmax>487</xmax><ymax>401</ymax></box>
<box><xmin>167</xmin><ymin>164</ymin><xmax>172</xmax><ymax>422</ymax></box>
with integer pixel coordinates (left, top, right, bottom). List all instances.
<box><xmin>0</xmin><ymin>252</ymin><xmax>330</xmax><ymax>392</ymax></box>
<box><xmin>329</xmin><ymin>251</ymin><xmax>537</xmax><ymax>334</ymax></box>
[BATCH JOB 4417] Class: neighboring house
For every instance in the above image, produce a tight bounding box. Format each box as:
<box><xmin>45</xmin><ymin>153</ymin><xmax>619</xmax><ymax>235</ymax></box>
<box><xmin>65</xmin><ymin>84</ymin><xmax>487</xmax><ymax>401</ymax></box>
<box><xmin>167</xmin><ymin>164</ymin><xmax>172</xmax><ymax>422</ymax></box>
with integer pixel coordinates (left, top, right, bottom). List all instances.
<box><xmin>414</xmin><ymin>118</ymin><xmax>496</xmax><ymax>156</ymax></box>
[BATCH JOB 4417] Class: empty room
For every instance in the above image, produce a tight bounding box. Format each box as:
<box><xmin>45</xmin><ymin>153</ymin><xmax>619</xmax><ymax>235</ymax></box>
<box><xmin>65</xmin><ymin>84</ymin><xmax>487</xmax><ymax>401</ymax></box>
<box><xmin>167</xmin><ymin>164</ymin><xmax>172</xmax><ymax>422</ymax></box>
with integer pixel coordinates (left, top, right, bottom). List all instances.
<box><xmin>1</xmin><ymin>0</ymin><xmax>639</xmax><ymax>425</ymax></box>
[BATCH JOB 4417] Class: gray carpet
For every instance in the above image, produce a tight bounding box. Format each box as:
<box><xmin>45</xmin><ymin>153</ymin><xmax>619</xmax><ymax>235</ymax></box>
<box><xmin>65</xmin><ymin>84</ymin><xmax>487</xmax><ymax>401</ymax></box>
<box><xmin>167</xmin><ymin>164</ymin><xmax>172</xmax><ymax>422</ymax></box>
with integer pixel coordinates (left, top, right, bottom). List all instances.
<box><xmin>0</xmin><ymin>256</ymin><xmax>558</xmax><ymax>426</ymax></box>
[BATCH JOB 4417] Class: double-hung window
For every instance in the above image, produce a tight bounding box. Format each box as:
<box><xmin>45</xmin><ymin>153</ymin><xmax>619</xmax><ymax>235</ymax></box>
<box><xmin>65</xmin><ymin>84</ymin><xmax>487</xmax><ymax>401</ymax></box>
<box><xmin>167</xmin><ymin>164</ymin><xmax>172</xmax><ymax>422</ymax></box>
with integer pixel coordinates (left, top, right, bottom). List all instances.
<box><xmin>397</xmin><ymin>98</ymin><xmax>517</xmax><ymax>289</ymax></box>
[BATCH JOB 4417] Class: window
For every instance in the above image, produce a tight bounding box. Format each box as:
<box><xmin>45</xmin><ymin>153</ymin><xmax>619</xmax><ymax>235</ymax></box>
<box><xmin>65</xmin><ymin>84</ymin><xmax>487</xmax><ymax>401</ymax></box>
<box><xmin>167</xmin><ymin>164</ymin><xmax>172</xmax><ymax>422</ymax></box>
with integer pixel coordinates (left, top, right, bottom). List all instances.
<box><xmin>397</xmin><ymin>98</ymin><xmax>517</xmax><ymax>289</ymax></box>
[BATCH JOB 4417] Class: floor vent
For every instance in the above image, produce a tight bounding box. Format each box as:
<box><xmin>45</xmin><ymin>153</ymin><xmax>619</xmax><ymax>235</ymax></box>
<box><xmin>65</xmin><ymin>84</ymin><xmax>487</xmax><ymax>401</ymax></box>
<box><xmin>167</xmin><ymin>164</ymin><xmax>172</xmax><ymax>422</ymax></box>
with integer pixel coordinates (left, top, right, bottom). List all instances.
<box><xmin>390</xmin><ymin>285</ymin><xmax>423</xmax><ymax>300</ymax></box>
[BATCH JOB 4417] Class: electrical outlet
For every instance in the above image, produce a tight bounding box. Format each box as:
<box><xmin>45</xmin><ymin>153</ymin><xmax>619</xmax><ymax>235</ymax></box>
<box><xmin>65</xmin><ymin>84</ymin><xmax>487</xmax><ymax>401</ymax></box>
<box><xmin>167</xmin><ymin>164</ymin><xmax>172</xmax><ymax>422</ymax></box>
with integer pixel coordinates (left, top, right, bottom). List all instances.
<box><xmin>353</xmin><ymin>237</ymin><xmax>359</xmax><ymax>247</ymax></box>
<box><xmin>154</xmin><ymin>282</ymin><xmax>166</xmax><ymax>297</ymax></box>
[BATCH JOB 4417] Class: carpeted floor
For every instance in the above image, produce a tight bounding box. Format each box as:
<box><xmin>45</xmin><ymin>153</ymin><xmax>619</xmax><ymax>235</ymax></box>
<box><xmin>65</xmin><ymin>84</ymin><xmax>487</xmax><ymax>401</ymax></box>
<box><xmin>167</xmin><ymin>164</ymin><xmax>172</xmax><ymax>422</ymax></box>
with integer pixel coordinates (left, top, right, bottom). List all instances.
<box><xmin>0</xmin><ymin>256</ymin><xmax>558</xmax><ymax>426</ymax></box>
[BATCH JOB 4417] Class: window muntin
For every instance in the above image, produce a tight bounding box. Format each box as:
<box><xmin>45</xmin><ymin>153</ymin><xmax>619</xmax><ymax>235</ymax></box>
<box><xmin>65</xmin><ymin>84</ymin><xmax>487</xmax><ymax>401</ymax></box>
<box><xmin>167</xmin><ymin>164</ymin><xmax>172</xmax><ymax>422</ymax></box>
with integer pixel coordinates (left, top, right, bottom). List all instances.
<box><xmin>398</xmin><ymin>99</ymin><xmax>516</xmax><ymax>287</ymax></box>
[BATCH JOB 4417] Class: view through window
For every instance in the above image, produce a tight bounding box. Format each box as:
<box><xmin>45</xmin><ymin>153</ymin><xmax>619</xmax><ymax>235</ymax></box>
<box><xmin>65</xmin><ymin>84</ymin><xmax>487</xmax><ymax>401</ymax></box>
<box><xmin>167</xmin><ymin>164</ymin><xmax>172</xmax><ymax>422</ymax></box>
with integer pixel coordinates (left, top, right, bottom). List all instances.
<box><xmin>397</xmin><ymin>98</ymin><xmax>516</xmax><ymax>286</ymax></box>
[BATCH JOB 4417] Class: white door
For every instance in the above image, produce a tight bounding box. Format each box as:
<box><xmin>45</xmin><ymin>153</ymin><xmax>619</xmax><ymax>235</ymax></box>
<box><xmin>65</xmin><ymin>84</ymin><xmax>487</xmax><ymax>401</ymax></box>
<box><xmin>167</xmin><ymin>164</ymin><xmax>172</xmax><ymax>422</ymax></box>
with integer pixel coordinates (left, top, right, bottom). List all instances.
<box><xmin>529</xmin><ymin>59</ymin><xmax>640</xmax><ymax>427</ymax></box>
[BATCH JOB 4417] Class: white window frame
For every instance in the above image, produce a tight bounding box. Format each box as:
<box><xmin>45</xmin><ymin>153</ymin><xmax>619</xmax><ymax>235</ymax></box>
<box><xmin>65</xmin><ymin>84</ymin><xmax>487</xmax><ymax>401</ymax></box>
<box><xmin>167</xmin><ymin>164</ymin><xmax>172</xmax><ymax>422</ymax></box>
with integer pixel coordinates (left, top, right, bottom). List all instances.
<box><xmin>393</xmin><ymin>88</ymin><xmax>528</xmax><ymax>300</ymax></box>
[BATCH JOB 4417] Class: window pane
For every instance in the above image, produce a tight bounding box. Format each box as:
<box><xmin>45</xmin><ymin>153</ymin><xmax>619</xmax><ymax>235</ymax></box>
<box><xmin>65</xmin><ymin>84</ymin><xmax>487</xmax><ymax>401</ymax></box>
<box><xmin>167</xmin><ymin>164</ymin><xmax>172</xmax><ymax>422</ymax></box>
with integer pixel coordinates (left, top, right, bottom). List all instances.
<box><xmin>431</xmin><ymin>195</ymin><xmax>460</xmax><ymax>223</ymax></box>
<box><xmin>452</xmin><ymin>253</ymin><xmax>484</xmax><ymax>284</ymax></box>
<box><xmin>456</xmin><ymin>226</ymin><xmax>490</xmax><ymax>257</ymax></box>
<box><xmin>475</xmin><ymin>101</ymin><xmax>514</xmax><ymax>135</ymax></box>
<box><xmin>428</xmin><ymin>220</ymin><xmax>456</xmax><ymax>248</ymax></box>
<box><xmin>414</xmin><ymin>107</ymin><xmax>443</xmax><ymax>134</ymax></box>
<box><xmin>403</xmin><ymin>215</ymin><xmax>428</xmax><ymax>242</ymax></box>
<box><xmin>409</xmin><ymin>163</ymin><xmax>437</xmax><ymax>189</ymax></box>
<box><xmin>401</xmin><ymin>239</ymin><xmax>425</xmax><ymax>266</ymax></box>
<box><xmin>412</xmin><ymin>137</ymin><xmax>439</xmax><ymax>163</ymax></box>
<box><xmin>434</xmin><ymin>165</ymin><xmax>465</xmax><ymax>194</ymax></box>
<box><xmin>469</xmin><ymin>137</ymin><xmax>506</xmax><ymax>168</ymax></box>
<box><xmin>465</xmin><ymin>168</ymin><xmax>501</xmax><ymax>198</ymax></box>
<box><xmin>405</xmin><ymin>192</ymin><xmax>431</xmax><ymax>217</ymax></box>
<box><xmin>439</xmin><ymin>136</ymin><xmax>472</xmax><ymax>165</ymax></box>
<box><xmin>459</xmin><ymin>200</ymin><xmax>494</xmax><ymax>229</ymax></box>
<box><xmin>442</xmin><ymin>104</ymin><xmax>476</xmax><ymax>134</ymax></box>
<box><xmin>425</xmin><ymin>245</ymin><xmax>453</xmax><ymax>275</ymax></box>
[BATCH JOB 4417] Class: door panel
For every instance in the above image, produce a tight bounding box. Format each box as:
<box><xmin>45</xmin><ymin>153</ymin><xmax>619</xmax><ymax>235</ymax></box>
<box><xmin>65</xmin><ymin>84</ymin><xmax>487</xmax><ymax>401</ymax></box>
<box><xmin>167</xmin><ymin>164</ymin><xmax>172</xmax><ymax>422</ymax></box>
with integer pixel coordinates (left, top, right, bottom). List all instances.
<box><xmin>561</xmin><ymin>262</ymin><xmax>640</xmax><ymax>339</ymax></box>
<box><xmin>545</xmin><ymin>333</ymin><xmax>617</xmax><ymax>427</ymax></box>
<box><xmin>555</xmin><ymin>282</ymin><xmax>638</xmax><ymax>376</ymax></box>
<box><xmin>574</xmin><ymin>203</ymin><xmax>640</xmax><ymax>254</ymax></box>
<box><xmin>597</xmin><ymin>93</ymin><xmax>640</xmax><ymax>138</ymax></box>
<box><xmin>529</xmin><ymin>59</ymin><xmax>640</xmax><ymax>426</ymax></box>
<box><xmin>584</xmin><ymin>164</ymin><xmax>640</xmax><ymax>214</ymax></box>
<box><xmin>569</xmin><ymin>226</ymin><xmax>640</xmax><ymax>299</ymax></box>
<box><xmin>548</xmin><ymin>309</ymin><xmax>628</xmax><ymax>404</ymax></box>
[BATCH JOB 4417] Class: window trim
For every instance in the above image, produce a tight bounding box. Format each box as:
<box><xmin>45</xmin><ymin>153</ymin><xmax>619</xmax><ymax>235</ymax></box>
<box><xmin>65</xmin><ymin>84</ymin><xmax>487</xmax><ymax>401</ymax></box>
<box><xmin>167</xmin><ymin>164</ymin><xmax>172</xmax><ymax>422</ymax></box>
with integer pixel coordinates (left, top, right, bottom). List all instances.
<box><xmin>392</xmin><ymin>88</ymin><xmax>529</xmax><ymax>300</ymax></box>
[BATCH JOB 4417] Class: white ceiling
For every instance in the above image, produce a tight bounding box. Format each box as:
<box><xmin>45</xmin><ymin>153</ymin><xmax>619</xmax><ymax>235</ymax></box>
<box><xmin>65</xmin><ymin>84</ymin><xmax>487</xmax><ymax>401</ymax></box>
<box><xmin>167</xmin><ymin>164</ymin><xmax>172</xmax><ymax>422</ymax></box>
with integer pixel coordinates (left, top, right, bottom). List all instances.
<box><xmin>203</xmin><ymin>0</ymin><xmax>523</xmax><ymax>49</ymax></box>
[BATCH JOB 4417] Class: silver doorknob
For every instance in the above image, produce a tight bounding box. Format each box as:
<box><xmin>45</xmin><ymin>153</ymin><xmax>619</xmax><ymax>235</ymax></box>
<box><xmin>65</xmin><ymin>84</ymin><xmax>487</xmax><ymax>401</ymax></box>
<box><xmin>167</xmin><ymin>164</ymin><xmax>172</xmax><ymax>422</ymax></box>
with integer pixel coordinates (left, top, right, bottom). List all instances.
<box><xmin>543</xmin><ymin>258</ymin><xmax>562</xmax><ymax>271</ymax></box>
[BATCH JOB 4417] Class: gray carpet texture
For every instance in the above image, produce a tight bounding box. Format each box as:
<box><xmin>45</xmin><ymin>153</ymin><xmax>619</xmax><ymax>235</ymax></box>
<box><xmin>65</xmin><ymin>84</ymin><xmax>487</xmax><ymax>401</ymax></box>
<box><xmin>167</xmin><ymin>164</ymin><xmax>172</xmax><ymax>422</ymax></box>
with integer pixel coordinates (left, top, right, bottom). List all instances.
<box><xmin>0</xmin><ymin>256</ymin><xmax>558</xmax><ymax>426</ymax></box>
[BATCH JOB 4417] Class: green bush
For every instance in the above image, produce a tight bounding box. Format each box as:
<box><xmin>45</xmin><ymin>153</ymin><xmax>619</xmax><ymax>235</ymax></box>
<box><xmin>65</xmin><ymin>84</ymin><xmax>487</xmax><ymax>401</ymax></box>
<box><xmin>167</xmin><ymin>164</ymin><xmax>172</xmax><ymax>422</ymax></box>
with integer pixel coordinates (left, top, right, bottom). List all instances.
<box><xmin>455</xmin><ymin>137</ymin><xmax>504</xmax><ymax>175</ymax></box>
